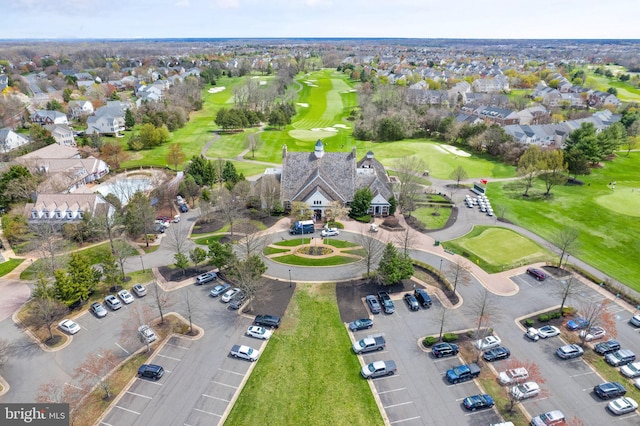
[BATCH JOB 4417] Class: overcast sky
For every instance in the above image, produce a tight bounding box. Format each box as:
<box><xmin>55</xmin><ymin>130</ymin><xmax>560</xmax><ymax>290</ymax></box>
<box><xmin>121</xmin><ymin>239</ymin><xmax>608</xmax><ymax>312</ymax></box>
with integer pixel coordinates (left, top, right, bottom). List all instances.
<box><xmin>2</xmin><ymin>0</ymin><xmax>639</xmax><ymax>40</ymax></box>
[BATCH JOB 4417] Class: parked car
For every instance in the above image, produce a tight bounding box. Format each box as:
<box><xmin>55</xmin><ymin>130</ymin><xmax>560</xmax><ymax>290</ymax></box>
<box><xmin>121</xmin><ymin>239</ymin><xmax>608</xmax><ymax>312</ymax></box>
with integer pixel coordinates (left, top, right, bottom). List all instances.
<box><xmin>377</xmin><ymin>291</ymin><xmax>395</xmax><ymax>314</ymax></box>
<box><xmin>607</xmin><ymin>397</ymin><xmax>638</xmax><ymax>415</ymax></box>
<box><xmin>630</xmin><ymin>314</ymin><xmax>640</xmax><ymax>327</ymax></box>
<box><xmin>403</xmin><ymin>293</ymin><xmax>420</xmax><ymax>311</ymax></box>
<box><xmin>431</xmin><ymin>342</ymin><xmax>459</xmax><ymax>358</ymax></box>
<box><xmin>531</xmin><ymin>410</ymin><xmax>565</xmax><ymax>426</ymax></box>
<box><xmin>228</xmin><ymin>292</ymin><xmax>246</xmax><ymax>310</ymax></box>
<box><xmin>117</xmin><ymin>289</ymin><xmax>134</xmax><ymax>304</ymax></box>
<box><xmin>525</xmin><ymin>327</ymin><xmax>539</xmax><ymax>341</ymax></box>
<box><xmin>463</xmin><ymin>394</ymin><xmax>495</xmax><ymax>411</ymax></box>
<box><xmin>483</xmin><ymin>346</ymin><xmax>511</xmax><ymax>362</ymax></box>
<box><xmin>511</xmin><ymin>381</ymin><xmax>540</xmax><ymax>400</ymax></box>
<box><xmin>138</xmin><ymin>364</ymin><xmax>164</xmax><ymax>380</ymax></box>
<box><xmin>196</xmin><ymin>272</ymin><xmax>217</xmax><ymax>285</ymax></box>
<box><xmin>556</xmin><ymin>344</ymin><xmax>584</xmax><ymax>359</ymax></box>
<box><xmin>538</xmin><ymin>325</ymin><xmax>560</xmax><ymax>338</ymax></box>
<box><xmin>320</xmin><ymin>228</ymin><xmax>339</xmax><ymax>237</ymax></box>
<box><xmin>526</xmin><ymin>268</ymin><xmax>546</xmax><ymax>281</ymax></box>
<box><xmin>179</xmin><ymin>204</ymin><xmax>188</xmax><ymax>213</ymax></box>
<box><xmin>620</xmin><ymin>361</ymin><xmax>640</xmax><ymax>378</ymax></box>
<box><xmin>209</xmin><ymin>283</ymin><xmax>230</xmax><ymax>298</ymax></box>
<box><xmin>90</xmin><ymin>302</ymin><xmax>107</xmax><ymax>318</ymax></box>
<box><xmin>59</xmin><ymin>319</ymin><xmax>80</xmax><ymax>335</ymax></box>
<box><xmin>230</xmin><ymin>344</ymin><xmax>260</xmax><ymax>362</ymax></box>
<box><xmin>606</xmin><ymin>349</ymin><xmax>636</xmax><ymax>367</ymax></box>
<box><xmin>566</xmin><ymin>317</ymin><xmax>589</xmax><ymax>330</ymax></box>
<box><xmin>348</xmin><ymin>318</ymin><xmax>373</xmax><ymax>331</ymax></box>
<box><xmin>475</xmin><ymin>335</ymin><xmax>501</xmax><ymax>350</ymax></box>
<box><xmin>580</xmin><ymin>326</ymin><xmax>606</xmax><ymax>342</ymax></box>
<box><xmin>498</xmin><ymin>367</ymin><xmax>529</xmax><ymax>385</ymax></box>
<box><xmin>138</xmin><ymin>325</ymin><xmax>157</xmax><ymax>343</ymax></box>
<box><xmin>104</xmin><ymin>294</ymin><xmax>122</xmax><ymax>310</ymax></box>
<box><xmin>221</xmin><ymin>287</ymin><xmax>241</xmax><ymax>303</ymax></box>
<box><xmin>413</xmin><ymin>288</ymin><xmax>432</xmax><ymax>307</ymax></box>
<box><xmin>594</xmin><ymin>382</ymin><xmax>626</xmax><ymax>400</ymax></box>
<box><xmin>361</xmin><ymin>360</ymin><xmax>397</xmax><ymax>379</ymax></box>
<box><xmin>246</xmin><ymin>326</ymin><xmax>272</xmax><ymax>340</ymax></box>
<box><xmin>132</xmin><ymin>283</ymin><xmax>147</xmax><ymax>297</ymax></box>
<box><xmin>594</xmin><ymin>339</ymin><xmax>621</xmax><ymax>355</ymax></box>
<box><xmin>254</xmin><ymin>314</ymin><xmax>281</xmax><ymax>328</ymax></box>
<box><xmin>365</xmin><ymin>295</ymin><xmax>381</xmax><ymax>314</ymax></box>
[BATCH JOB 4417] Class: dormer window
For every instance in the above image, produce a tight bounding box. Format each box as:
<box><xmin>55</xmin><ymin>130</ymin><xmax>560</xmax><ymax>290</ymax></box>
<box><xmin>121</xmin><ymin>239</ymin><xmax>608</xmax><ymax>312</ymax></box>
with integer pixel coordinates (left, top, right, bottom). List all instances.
<box><xmin>31</xmin><ymin>210</ymin><xmax>38</xmax><ymax>219</ymax></box>
<box><xmin>78</xmin><ymin>210</ymin><xmax>84</xmax><ymax>219</ymax></box>
<box><xmin>67</xmin><ymin>210</ymin><xmax>73</xmax><ymax>219</ymax></box>
<box><xmin>55</xmin><ymin>211</ymin><xmax>63</xmax><ymax>219</ymax></box>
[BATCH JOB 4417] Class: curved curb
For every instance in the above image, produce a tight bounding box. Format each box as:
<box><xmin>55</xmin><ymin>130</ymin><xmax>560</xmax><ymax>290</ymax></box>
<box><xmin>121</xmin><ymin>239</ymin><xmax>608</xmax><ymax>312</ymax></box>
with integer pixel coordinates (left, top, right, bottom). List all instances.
<box><xmin>163</xmin><ymin>312</ymin><xmax>205</xmax><ymax>341</ymax></box>
<box><xmin>0</xmin><ymin>375</ymin><xmax>10</xmax><ymax>397</ymax></box>
<box><xmin>11</xmin><ymin>308</ymin><xmax>72</xmax><ymax>353</ymax></box>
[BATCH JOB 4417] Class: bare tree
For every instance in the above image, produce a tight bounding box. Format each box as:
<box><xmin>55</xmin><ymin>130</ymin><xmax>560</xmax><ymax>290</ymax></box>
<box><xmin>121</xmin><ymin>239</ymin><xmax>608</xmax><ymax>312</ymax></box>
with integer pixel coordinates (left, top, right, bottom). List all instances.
<box><xmin>551</xmin><ymin>227</ymin><xmax>580</xmax><ymax>268</ymax></box>
<box><xmin>94</xmin><ymin>207</ymin><xmax>123</xmax><ymax>254</ymax></box>
<box><xmin>436</xmin><ymin>306</ymin><xmax>448</xmax><ymax>342</ymax></box>
<box><xmin>111</xmin><ymin>239</ymin><xmax>136</xmax><ymax>280</ymax></box>
<box><xmin>182</xmin><ymin>288</ymin><xmax>199</xmax><ymax>335</ymax></box>
<box><xmin>468</xmin><ymin>288</ymin><xmax>502</xmax><ymax>362</ymax></box>
<box><xmin>449</xmin><ymin>165</ymin><xmax>468</xmax><ymax>186</ymax></box>
<box><xmin>248</xmin><ymin>133</ymin><xmax>259</xmax><ymax>158</ymax></box>
<box><xmin>290</xmin><ymin>201</ymin><xmax>312</xmax><ymax>220</ymax></box>
<box><xmin>554</xmin><ymin>273</ymin><xmax>582</xmax><ymax>317</ymax></box>
<box><xmin>121</xmin><ymin>303</ymin><xmax>155</xmax><ymax>352</ymax></box>
<box><xmin>354</xmin><ymin>225</ymin><xmax>387</xmax><ymax>279</ymax></box>
<box><xmin>503</xmin><ymin>358</ymin><xmax>548</xmax><ymax>412</ymax></box>
<box><xmin>227</xmin><ymin>255</ymin><xmax>267</xmax><ymax>313</ymax></box>
<box><xmin>163</xmin><ymin>222</ymin><xmax>191</xmax><ymax>259</ymax></box>
<box><xmin>235</xmin><ymin>220</ymin><xmax>266</xmax><ymax>258</ymax></box>
<box><xmin>576</xmin><ymin>299</ymin><xmax>617</xmax><ymax>346</ymax></box>
<box><xmin>73</xmin><ymin>348</ymin><xmax>120</xmax><ymax>400</ymax></box>
<box><xmin>447</xmin><ymin>260</ymin><xmax>471</xmax><ymax>295</ymax></box>
<box><xmin>32</xmin><ymin>222</ymin><xmax>67</xmax><ymax>276</ymax></box>
<box><xmin>325</xmin><ymin>200</ymin><xmax>349</xmax><ymax>224</ymax></box>
<box><xmin>394</xmin><ymin>226</ymin><xmax>419</xmax><ymax>256</ymax></box>
<box><xmin>24</xmin><ymin>297</ymin><xmax>68</xmax><ymax>342</ymax></box>
<box><xmin>36</xmin><ymin>380</ymin><xmax>84</xmax><ymax>419</ymax></box>
<box><xmin>0</xmin><ymin>338</ymin><xmax>13</xmax><ymax>372</ymax></box>
<box><xmin>215</xmin><ymin>187</ymin><xmax>241</xmax><ymax>237</ymax></box>
<box><xmin>151</xmin><ymin>282</ymin><xmax>171</xmax><ymax>325</ymax></box>
<box><xmin>393</xmin><ymin>156</ymin><xmax>426</xmax><ymax>214</ymax></box>
<box><xmin>257</xmin><ymin>174</ymin><xmax>280</xmax><ymax>216</ymax></box>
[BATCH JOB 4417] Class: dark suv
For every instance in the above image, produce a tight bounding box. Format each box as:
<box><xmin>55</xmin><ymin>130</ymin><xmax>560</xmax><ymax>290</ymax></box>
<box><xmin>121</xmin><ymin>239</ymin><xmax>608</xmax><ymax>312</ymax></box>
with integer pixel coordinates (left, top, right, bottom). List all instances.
<box><xmin>593</xmin><ymin>382</ymin><xmax>626</xmax><ymax>399</ymax></box>
<box><xmin>432</xmin><ymin>342</ymin><xmax>459</xmax><ymax>358</ymax></box>
<box><xmin>228</xmin><ymin>292</ymin><xmax>246</xmax><ymax>310</ymax></box>
<box><xmin>414</xmin><ymin>288</ymin><xmax>432</xmax><ymax>308</ymax></box>
<box><xmin>138</xmin><ymin>364</ymin><xmax>164</xmax><ymax>380</ymax></box>
<box><xmin>254</xmin><ymin>314</ymin><xmax>281</xmax><ymax>328</ymax></box>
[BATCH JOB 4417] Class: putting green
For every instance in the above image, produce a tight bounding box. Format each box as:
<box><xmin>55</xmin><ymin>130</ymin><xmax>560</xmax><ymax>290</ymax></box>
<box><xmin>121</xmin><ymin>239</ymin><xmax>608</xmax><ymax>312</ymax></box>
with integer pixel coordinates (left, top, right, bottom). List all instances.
<box><xmin>594</xmin><ymin>186</ymin><xmax>640</xmax><ymax>217</ymax></box>
<box><xmin>289</xmin><ymin>129</ymin><xmax>339</xmax><ymax>141</ymax></box>
<box><xmin>456</xmin><ymin>227</ymin><xmax>548</xmax><ymax>266</ymax></box>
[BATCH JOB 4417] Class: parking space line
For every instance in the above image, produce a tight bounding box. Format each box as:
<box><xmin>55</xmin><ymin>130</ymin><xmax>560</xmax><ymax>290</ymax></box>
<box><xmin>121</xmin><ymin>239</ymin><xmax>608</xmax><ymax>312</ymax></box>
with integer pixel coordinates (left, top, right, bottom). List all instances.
<box><xmin>139</xmin><ymin>379</ymin><xmax>163</xmax><ymax>386</ymax></box>
<box><xmin>202</xmin><ymin>393</ymin><xmax>230</xmax><ymax>402</ymax></box>
<box><xmin>166</xmin><ymin>343</ymin><xmax>190</xmax><ymax>350</ymax></box>
<box><xmin>219</xmin><ymin>368</ymin><xmax>245</xmax><ymax>376</ymax></box>
<box><xmin>156</xmin><ymin>354</ymin><xmax>181</xmax><ymax>361</ymax></box>
<box><xmin>377</xmin><ymin>387</ymin><xmax>406</xmax><ymax>394</ymax></box>
<box><xmin>384</xmin><ymin>401</ymin><xmax>413</xmax><ymax>409</ymax></box>
<box><xmin>390</xmin><ymin>416</ymin><xmax>421</xmax><ymax>424</ymax></box>
<box><xmin>126</xmin><ymin>391</ymin><xmax>152</xmax><ymax>399</ymax></box>
<box><xmin>570</xmin><ymin>371</ymin><xmax>595</xmax><ymax>378</ymax></box>
<box><xmin>115</xmin><ymin>342</ymin><xmax>130</xmax><ymax>354</ymax></box>
<box><xmin>99</xmin><ymin>422</ymin><xmax>114</xmax><ymax>426</ymax></box>
<box><xmin>115</xmin><ymin>406</ymin><xmax>140</xmax><ymax>415</ymax></box>
<box><xmin>193</xmin><ymin>408</ymin><xmax>222</xmax><ymax>417</ymax></box>
<box><xmin>212</xmin><ymin>380</ymin><xmax>238</xmax><ymax>389</ymax></box>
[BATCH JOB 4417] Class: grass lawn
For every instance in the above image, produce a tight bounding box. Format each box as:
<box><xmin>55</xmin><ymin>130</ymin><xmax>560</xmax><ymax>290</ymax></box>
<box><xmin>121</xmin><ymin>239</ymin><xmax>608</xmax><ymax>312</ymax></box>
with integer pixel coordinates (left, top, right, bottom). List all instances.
<box><xmin>0</xmin><ymin>258</ymin><xmax>24</xmax><ymax>276</ymax></box>
<box><xmin>269</xmin><ymin>253</ymin><xmax>360</xmax><ymax>267</ymax></box>
<box><xmin>443</xmin><ymin>226</ymin><xmax>553</xmax><ymax>273</ymax></box>
<box><xmin>412</xmin><ymin>205</ymin><xmax>452</xmax><ymax>229</ymax></box>
<box><xmin>225</xmin><ymin>283</ymin><xmax>382</xmax><ymax>426</ymax></box>
<box><xmin>581</xmin><ymin>65</ymin><xmax>640</xmax><ymax>103</ymax></box>
<box><xmin>488</xmin><ymin>152</ymin><xmax>640</xmax><ymax>290</ymax></box>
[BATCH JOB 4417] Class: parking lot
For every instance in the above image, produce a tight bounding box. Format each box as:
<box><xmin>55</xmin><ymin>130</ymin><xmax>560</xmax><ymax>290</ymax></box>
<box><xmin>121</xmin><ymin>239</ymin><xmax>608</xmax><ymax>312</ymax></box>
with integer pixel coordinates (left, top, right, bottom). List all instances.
<box><xmin>99</xmin><ymin>285</ymin><xmax>263</xmax><ymax>426</ymax></box>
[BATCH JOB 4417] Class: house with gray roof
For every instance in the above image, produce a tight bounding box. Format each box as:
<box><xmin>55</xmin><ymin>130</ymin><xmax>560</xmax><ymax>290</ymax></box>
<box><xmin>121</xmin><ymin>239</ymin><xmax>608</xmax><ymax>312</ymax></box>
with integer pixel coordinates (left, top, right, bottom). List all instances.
<box><xmin>278</xmin><ymin>141</ymin><xmax>394</xmax><ymax>220</ymax></box>
<box><xmin>25</xmin><ymin>193</ymin><xmax>114</xmax><ymax>225</ymax></box>
<box><xmin>85</xmin><ymin>104</ymin><xmax>126</xmax><ymax>136</ymax></box>
<box><xmin>0</xmin><ymin>129</ymin><xmax>30</xmax><ymax>153</ymax></box>
<box><xmin>30</xmin><ymin>110</ymin><xmax>69</xmax><ymax>126</ymax></box>
<box><xmin>44</xmin><ymin>124</ymin><xmax>75</xmax><ymax>147</ymax></box>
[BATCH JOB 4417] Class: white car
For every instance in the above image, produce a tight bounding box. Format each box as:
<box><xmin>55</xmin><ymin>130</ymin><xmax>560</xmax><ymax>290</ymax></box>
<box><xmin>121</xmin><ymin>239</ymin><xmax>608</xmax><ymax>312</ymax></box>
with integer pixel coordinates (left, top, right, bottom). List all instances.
<box><xmin>580</xmin><ymin>326</ymin><xmax>606</xmax><ymax>342</ymax></box>
<box><xmin>630</xmin><ymin>314</ymin><xmax>640</xmax><ymax>327</ymax></box>
<box><xmin>474</xmin><ymin>335</ymin><xmax>501</xmax><ymax>350</ymax></box>
<box><xmin>221</xmin><ymin>288</ymin><xmax>241</xmax><ymax>303</ymax></box>
<box><xmin>321</xmin><ymin>228</ymin><xmax>339</xmax><ymax>237</ymax></box>
<box><xmin>118</xmin><ymin>289</ymin><xmax>134</xmax><ymax>304</ymax></box>
<box><xmin>511</xmin><ymin>381</ymin><xmax>540</xmax><ymax>400</ymax></box>
<box><xmin>538</xmin><ymin>325</ymin><xmax>561</xmax><ymax>338</ymax></box>
<box><xmin>230</xmin><ymin>344</ymin><xmax>260</xmax><ymax>361</ymax></box>
<box><xmin>620</xmin><ymin>361</ymin><xmax>640</xmax><ymax>378</ymax></box>
<box><xmin>607</xmin><ymin>397</ymin><xmax>638</xmax><ymax>415</ymax></box>
<box><xmin>498</xmin><ymin>367</ymin><xmax>529</xmax><ymax>385</ymax></box>
<box><xmin>246</xmin><ymin>326</ymin><xmax>273</xmax><ymax>340</ymax></box>
<box><xmin>138</xmin><ymin>325</ymin><xmax>157</xmax><ymax>343</ymax></box>
<box><xmin>525</xmin><ymin>328</ymin><xmax>539</xmax><ymax>341</ymax></box>
<box><xmin>132</xmin><ymin>284</ymin><xmax>147</xmax><ymax>297</ymax></box>
<box><xmin>59</xmin><ymin>319</ymin><xmax>81</xmax><ymax>335</ymax></box>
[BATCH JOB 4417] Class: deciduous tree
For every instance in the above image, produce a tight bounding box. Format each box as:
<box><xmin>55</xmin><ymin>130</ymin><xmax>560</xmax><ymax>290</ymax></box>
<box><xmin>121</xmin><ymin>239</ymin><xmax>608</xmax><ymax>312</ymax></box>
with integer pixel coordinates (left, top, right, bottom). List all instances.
<box><xmin>577</xmin><ymin>299</ymin><xmax>617</xmax><ymax>346</ymax></box>
<box><xmin>166</xmin><ymin>143</ymin><xmax>186</xmax><ymax>171</ymax></box>
<box><xmin>554</xmin><ymin>273</ymin><xmax>581</xmax><ymax>317</ymax></box>
<box><xmin>74</xmin><ymin>349</ymin><xmax>120</xmax><ymax>400</ymax></box>
<box><xmin>503</xmin><ymin>358</ymin><xmax>547</xmax><ymax>412</ymax></box>
<box><xmin>393</xmin><ymin>156</ymin><xmax>426</xmax><ymax>213</ymax></box>
<box><xmin>517</xmin><ymin>145</ymin><xmax>544</xmax><ymax>196</ymax></box>
<box><xmin>449</xmin><ymin>165</ymin><xmax>468</xmax><ymax>186</ymax></box>
<box><xmin>551</xmin><ymin>227</ymin><xmax>580</xmax><ymax>269</ymax></box>
<box><xmin>540</xmin><ymin>149</ymin><xmax>567</xmax><ymax>196</ymax></box>
<box><xmin>24</xmin><ymin>297</ymin><xmax>67</xmax><ymax>341</ymax></box>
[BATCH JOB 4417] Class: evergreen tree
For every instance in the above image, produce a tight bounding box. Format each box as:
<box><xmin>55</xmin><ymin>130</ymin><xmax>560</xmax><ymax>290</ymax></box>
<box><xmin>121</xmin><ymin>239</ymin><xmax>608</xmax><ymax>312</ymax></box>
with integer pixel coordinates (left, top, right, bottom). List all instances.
<box><xmin>124</xmin><ymin>108</ymin><xmax>136</xmax><ymax>128</ymax></box>
<box><xmin>349</xmin><ymin>188</ymin><xmax>373</xmax><ymax>218</ymax></box>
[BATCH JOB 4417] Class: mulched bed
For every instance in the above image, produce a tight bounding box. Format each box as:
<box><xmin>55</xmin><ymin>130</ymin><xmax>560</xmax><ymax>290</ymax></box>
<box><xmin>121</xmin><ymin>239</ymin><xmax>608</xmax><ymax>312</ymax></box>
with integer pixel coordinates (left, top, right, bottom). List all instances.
<box><xmin>335</xmin><ymin>278</ymin><xmax>423</xmax><ymax>323</ymax></box>
<box><xmin>191</xmin><ymin>215</ymin><xmax>283</xmax><ymax>235</ymax></box>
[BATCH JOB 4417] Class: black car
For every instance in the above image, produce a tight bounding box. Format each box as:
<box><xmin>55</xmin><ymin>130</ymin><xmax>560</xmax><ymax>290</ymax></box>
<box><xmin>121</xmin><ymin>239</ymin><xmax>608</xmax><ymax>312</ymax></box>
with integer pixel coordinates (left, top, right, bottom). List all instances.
<box><xmin>594</xmin><ymin>382</ymin><xmax>626</xmax><ymax>400</ymax></box>
<box><xmin>138</xmin><ymin>364</ymin><xmax>164</xmax><ymax>380</ymax></box>
<box><xmin>229</xmin><ymin>292</ymin><xmax>246</xmax><ymax>310</ymax></box>
<box><xmin>483</xmin><ymin>346</ymin><xmax>511</xmax><ymax>362</ymax></box>
<box><xmin>594</xmin><ymin>340</ymin><xmax>621</xmax><ymax>355</ymax></box>
<box><xmin>180</xmin><ymin>204</ymin><xmax>189</xmax><ymax>213</ymax></box>
<box><xmin>254</xmin><ymin>314</ymin><xmax>281</xmax><ymax>328</ymax></box>
<box><xmin>526</xmin><ymin>267</ymin><xmax>546</xmax><ymax>281</ymax></box>
<box><xmin>403</xmin><ymin>293</ymin><xmax>420</xmax><ymax>311</ymax></box>
<box><xmin>414</xmin><ymin>288</ymin><xmax>432</xmax><ymax>307</ymax></box>
<box><xmin>432</xmin><ymin>342</ymin><xmax>459</xmax><ymax>358</ymax></box>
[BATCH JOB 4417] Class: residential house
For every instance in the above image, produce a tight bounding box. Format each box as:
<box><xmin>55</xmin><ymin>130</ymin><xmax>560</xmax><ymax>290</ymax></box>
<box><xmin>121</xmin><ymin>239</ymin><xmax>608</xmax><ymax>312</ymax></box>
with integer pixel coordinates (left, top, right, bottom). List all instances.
<box><xmin>471</xmin><ymin>75</ymin><xmax>509</xmax><ymax>93</ymax></box>
<box><xmin>473</xmin><ymin>106</ymin><xmax>520</xmax><ymax>126</ymax></box>
<box><xmin>0</xmin><ymin>74</ymin><xmax>8</xmax><ymax>91</ymax></box>
<box><xmin>278</xmin><ymin>141</ymin><xmax>394</xmax><ymax>220</ymax></box>
<box><xmin>85</xmin><ymin>105</ymin><xmax>126</xmax><ymax>136</ymax></box>
<box><xmin>30</xmin><ymin>110</ymin><xmax>69</xmax><ymax>126</ymax></box>
<box><xmin>588</xmin><ymin>91</ymin><xmax>621</xmax><ymax>108</ymax></box>
<box><xmin>25</xmin><ymin>193</ymin><xmax>114</xmax><ymax>224</ymax></box>
<box><xmin>516</xmin><ymin>105</ymin><xmax>550</xmax><ymax>125</ymax></box>
<box><xmin>68</xmin><ymin>100</ymin><xmax>94</xmax><ymax>119</ymax></box>
<box><xmin>0</xmin><ymin>129</ymin><xmax>30</xmax><ymax>153</ymax></box>
<box><xmin>44</xmin><ymin>124</ymin><xmax>76</xmax><ymax>146</ymax></box>
<box><xmin>20</xmin><ymin>143</ymin><xmax>80</xmax><ymax>160</ymax></box>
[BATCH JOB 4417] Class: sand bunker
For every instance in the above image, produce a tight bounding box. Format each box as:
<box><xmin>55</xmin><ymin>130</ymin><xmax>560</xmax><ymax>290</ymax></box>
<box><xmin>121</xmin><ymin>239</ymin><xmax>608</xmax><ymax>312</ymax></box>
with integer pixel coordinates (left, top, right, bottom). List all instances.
<box><xmin>207</xmin><ymin>87</ymin><xmax>226</xmax><ymax>94</ymax></box>
<box><xmin>441</xmin><ymin>144</ymin><xmax>471</xmax><ymax>157</ymax></box>
<box><xmin>259</xmin><ymin>81</ymin><xmax>267</xmax><ymax>86</ymax></box>
<box><xmin>333</xmin><ymin>124</ymin><xmax>349</xmax><ymax>129</ymax></box>
<box><xmin>296</xmin><ymin>103</ymin><xmax>309</xmax><ymax>107</ymax></box>
<box><xmin>311</xmin><ymin>127</ymin><xmax>338</xmax><ymax>132</ymax></box>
